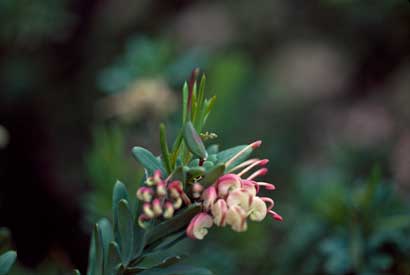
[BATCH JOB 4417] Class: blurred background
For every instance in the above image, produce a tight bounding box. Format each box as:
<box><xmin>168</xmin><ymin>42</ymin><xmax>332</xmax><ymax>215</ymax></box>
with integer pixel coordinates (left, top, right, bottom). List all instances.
<box><xmin>1</xmin><ymin>0</ymin><xmax>410</xmax><ymax>274</ymax></box>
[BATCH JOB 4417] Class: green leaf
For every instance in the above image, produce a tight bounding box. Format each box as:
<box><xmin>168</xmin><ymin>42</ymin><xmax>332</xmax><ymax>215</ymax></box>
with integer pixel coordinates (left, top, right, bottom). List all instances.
<box><xmin>182</xmin><ymin>81</ymin><xmax>188</xmax><ymax>123</ymax></box>
<box><xmin>183</xmin><ymin>122</ymin><xmax>208</xmax><ymax>159</ymax></box>
<box><xmin>159</xmin><ymin>124</ymin><xmax>172</xmax><ymax>174</ymax></box>
<box><xmin>0</xmin><ymin>250</ymin><xmax>17</xmax><ymax>275</ymax></box>
<box><xmin>139</xmin><ymin>264</ymin><xmax>213</xmax><ymax>275</ymax></box>
<box><xmin>117</xmin><ymin>199</ymin><xmax>134</xmax><ymax>264</ymax></box>
<box><xmin>132</xmin><ymin>146</ymin><xmax>166</xmax><ymax>175</ymax></box>
<box><xmin>113</xmin><ymin>181</ymin><xmax>129</xmax><ymax>248</ymax></box>
<box><xmin>105</xmin><ymin>242</ymin><xmax>122</xmax><ymax>275</ymax></box>
<box><xmin>98</xmin><ymin>218</ymin><xmax>113</xmax><ymax>274</ymax></box>
<box><xmin>186</xmin><ymin>166</ymin><xmax>206</xmax><ymax>180</ymax></box>
<box><xmin>201</xmin><ymin>164</ymin><xmax>225</xmax><ymax>187</ymax></box>
<box><xmin>145</xmin><ymin>205</ymin><xmax>201</xmax><ymax>247</ymax></box>
<box><xmin>87</xmin><ymin>224</ymin><xmax>104</xmax><ymax>275</ymax></box>
<box><xmin>132</xmin><ymin>217</ymin><xmax>146</xmax><ymax>259</ymax></box>
<box><xmin>72</xmin><ymin>269</ymin><xmax>81</xmax><ymax>275</ymax></box>
<box><xmin>143</xmin><ymin>231</ymin><xmax>187</xmax><ymax>256</ymax></box>
<box><xmin>216</xmin><ymin>145</ymin><xmax>252</xmax><ymax>170</ymax></box>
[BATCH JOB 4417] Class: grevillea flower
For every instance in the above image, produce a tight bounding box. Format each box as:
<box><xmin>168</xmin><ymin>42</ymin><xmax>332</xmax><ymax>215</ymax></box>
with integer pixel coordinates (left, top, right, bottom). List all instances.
<box><xmin>186</xmin><ymin>140</ymin><xmax>282</xmax><ymax>239</ymax></box>
<box><xmin>186</xmin><ymin>213</ymin><xmax>213</xmax><ymax>240</ymax></box>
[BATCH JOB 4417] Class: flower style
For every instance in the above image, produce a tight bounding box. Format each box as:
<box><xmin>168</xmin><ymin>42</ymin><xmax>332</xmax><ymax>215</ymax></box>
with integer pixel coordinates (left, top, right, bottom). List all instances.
<box><xmin>186</xmin><ymin>140</ymin><xmax>283</xmax><ymax>240</ymax></box>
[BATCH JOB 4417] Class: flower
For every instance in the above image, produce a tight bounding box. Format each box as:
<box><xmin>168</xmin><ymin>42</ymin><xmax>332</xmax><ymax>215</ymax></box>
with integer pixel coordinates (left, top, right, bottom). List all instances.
<box><xmin>187</xmin><ymin>213</ymin><xmax>213</xmax><ymax>240</ymax></box>
<box><xmin>186</xmin><ymin>140</ymin><xmax>283</xmax><ymax>240</ymax></box>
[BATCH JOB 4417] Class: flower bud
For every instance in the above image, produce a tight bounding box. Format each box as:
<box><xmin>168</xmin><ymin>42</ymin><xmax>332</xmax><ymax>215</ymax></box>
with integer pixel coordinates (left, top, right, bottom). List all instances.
<box><xmin>145</xmin><ymin>177</ymin><xmax>155</xmax><ymax>186</ymax></box>
<box><xmin>168</xmin><ymin>181</ymin><xmax>183</xmax><ymax>199</ymax></box>
<box><xmin>202</xmin><ymin>186</ymin><xmax>217</xmax><ymax>210</ymax></box>
<box><xmin>163</xmin><ymin>201</ymin><xmax>174</xmax><ymax>219</ymax></box>
<box><xmin>152</xmin><ymin>198</ymin><xmax>163</xmax><ymax>216</ymax></box>
<box><xmin>156</xmin><ymin>181</ymin><xmax>167</xmax><ymax>197</ymax></box>
<box><xmin>153</xmin><ymin>170</ymin><xmax>162</xmax><ymax>184</ymax></box>
<box><xmin>136</xmin><ymin>187</ymin><xmax>154</xmax><ymax>202</ymax></box>
<box><xmin>143</xmin><ymin>203</ymin><xmax>155</xmax><ymax>218</ymax></box>
<box><xmin>173</xmin><ymin>197</ymin><xmax>183</xmax><ymax>209</ymax></box>
<box><xmin>216</xmin><ymin>174</ymin><xmax>241</xmax><ymax>197</ymax></box>
<box><xmin>186</xmin><ymin>213</ymin><xmax>213</xmax><ymax>240</ymax></box>
<box><xmin>192</xmin><ymin>183</ymin><xmax>204</xmax><ymax>193</ymax></box>
<box><xmin>211</xmin><ymin>199</ymin><xmax>228</xmax><ymax>226</ymax></box>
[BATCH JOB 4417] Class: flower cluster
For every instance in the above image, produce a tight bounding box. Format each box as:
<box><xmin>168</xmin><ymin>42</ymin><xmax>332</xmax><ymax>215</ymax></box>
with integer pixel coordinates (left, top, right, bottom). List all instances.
<box><xmin>186</xmin><ymin>141</ymin><xmax>283</xmax><ymax>240</ymax></box>
<box><xmin>136</xmin><ymin>170</ymin><xmax>191</xmax><ymax>227</ymax></box>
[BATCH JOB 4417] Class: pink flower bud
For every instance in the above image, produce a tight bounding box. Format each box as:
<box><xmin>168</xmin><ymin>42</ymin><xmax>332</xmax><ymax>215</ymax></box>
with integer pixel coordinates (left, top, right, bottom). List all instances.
<box><xmin>168</xmin><ymin>181</ymin><xmax>183</xmax><ymax>199</ymax></box>
<box><xmin>192</xmin><ymin>183</ymin><xmax>204</xmax><ymax>193</ymax></box>
<box><xmin>136</xmin><ymin>187</ymin><xmax>154</xmax><ymax>202</ymax></box>
<box><xmin>153</xmin><ymin>170</ymin><xmax>162</xmax><ymax>184</ymax></box>
<box><xmin>156</xmin><ymin>182</ymin><xmax>167</xmax><ymax>197</ymax></box>
<box><xmin>216</xmin><ymin>174</ymin><xmax>241</xmax><ymax>197</ymax></box>
<box><xmin>248</xmin><ymin>197</ymin><xmax>267</xmax><ymax>221</ymax></box>
<box><xmin>211</xmin><ymin>199</ymin><xmax>228</xmax><ymax>226</ymax></box>
<box><xmin>163</xmin><ymin>201</ymin><xmax>174</xmax><ymax>219</ymax></box>
<box><xmin>202</xmin><ymin>186</ymin><xmax>217</xmax><ymax>210</ymax></box>
<box><xmin>186</xmin><ymin>213</ymin><xmax>213</xmax><ymax>240</ymax></box>
<box><xmin>226</xmin><ymin>205</ymin><xmax>248</xmax><ymax>232</ymax></box>
<box><xmin>143</xmin><ymin>203</ymin><xmax>155</xmax><ymax>218</ymax></box>
<box><xmin>152</xmin><ymin>198</ymin><xmax>163</xmax><ymax>216</ymax></box>
<box><xmin>173</xmin><ymin>197</ymin><xmax>183</xmax><ymax>209</ymax></box>
<box><xmin>145</xmin><ymin>177</ymin><xmax>155</xmax><ymax>186</ymax></box>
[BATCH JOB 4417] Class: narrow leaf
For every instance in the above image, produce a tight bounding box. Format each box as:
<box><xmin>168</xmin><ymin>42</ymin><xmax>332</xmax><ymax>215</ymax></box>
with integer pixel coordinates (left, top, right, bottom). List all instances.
<box><xmin>113</xmin><ymin>181</ymin><xmax>129</xmax><ymax>248</ymax></box>
<box><xmin>145</xmin><ymin>205</ymin><xmax>201</xmax><ymax>247</ymax></box>
<box><xmin>98</xmin><ymin>218</ymin><xmax>113</xmax><ymax>271</ymax></box>
<box><xmin>105</xmin><ymin>242</ymin><xmax>122</xmax><ymax>275</ymax></box>
<box><xmin>183</xmin><ymin>122</ymin><xmax>208</xmax><ymax>159</ymax></box>
<box><xmin>132</xmin><ymin>147</ymin><xmax>166</xmax><ymax>175</ymax></box>
<box><xmin>118</xmin><ymin>200</ymin><xmax>134</xmax><ymax>264</ymax></box>
<box><xmin>87</xmin><ymin>224</ymin><xmax>104</xmax><ymax>275</ymax></box>
<box><xmin>201</xmin><ymin>164</ymin><xmax>225</xmax><ymax>187</ymax></box>
<box><xmin>159</xmin><ymin>124</ymin><xmax>172</xmax><ymax>173</ymax></box>
<box><xmin>182</xmin><ymin>82</ymin><xmax>188</xmax><ymax>123</ymax></box>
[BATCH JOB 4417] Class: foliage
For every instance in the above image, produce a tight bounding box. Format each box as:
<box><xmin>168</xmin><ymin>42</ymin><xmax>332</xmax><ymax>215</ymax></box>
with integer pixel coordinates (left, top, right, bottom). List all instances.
<box><xmin>275</xmin><ymin>168</ymin><xmax>410</xmax><ymax>275</ymax></box>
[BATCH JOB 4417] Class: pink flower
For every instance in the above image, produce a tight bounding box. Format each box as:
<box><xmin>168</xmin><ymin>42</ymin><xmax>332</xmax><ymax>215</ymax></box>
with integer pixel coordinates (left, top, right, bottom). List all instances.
<box><xmin>202</xmin><ymin>186</ymin><xmax>217</xmax><ymax>210</ymax></box>
<box><xmin>248</xmin><ymin>197</ymin><xmax>267</xmax><ymax>221</ymax></box>
<box><xmin>216</xmin><ymin>174</ymin><xmax>241</xmax><ymax>197</ymax></box>
<box><xmin>211</xmin><ymin>199</ymin><xmax>228</xmax><ymax>226</ymax></box>
<box><xmin>186</xmin><ymin>213</ymin><xmax>213</xmax><ymax>240</ymax></box>
<box><xmin>226</xmin><ymin>205</ymin><xmax>248</xmax><ymax>232</ymax></box>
